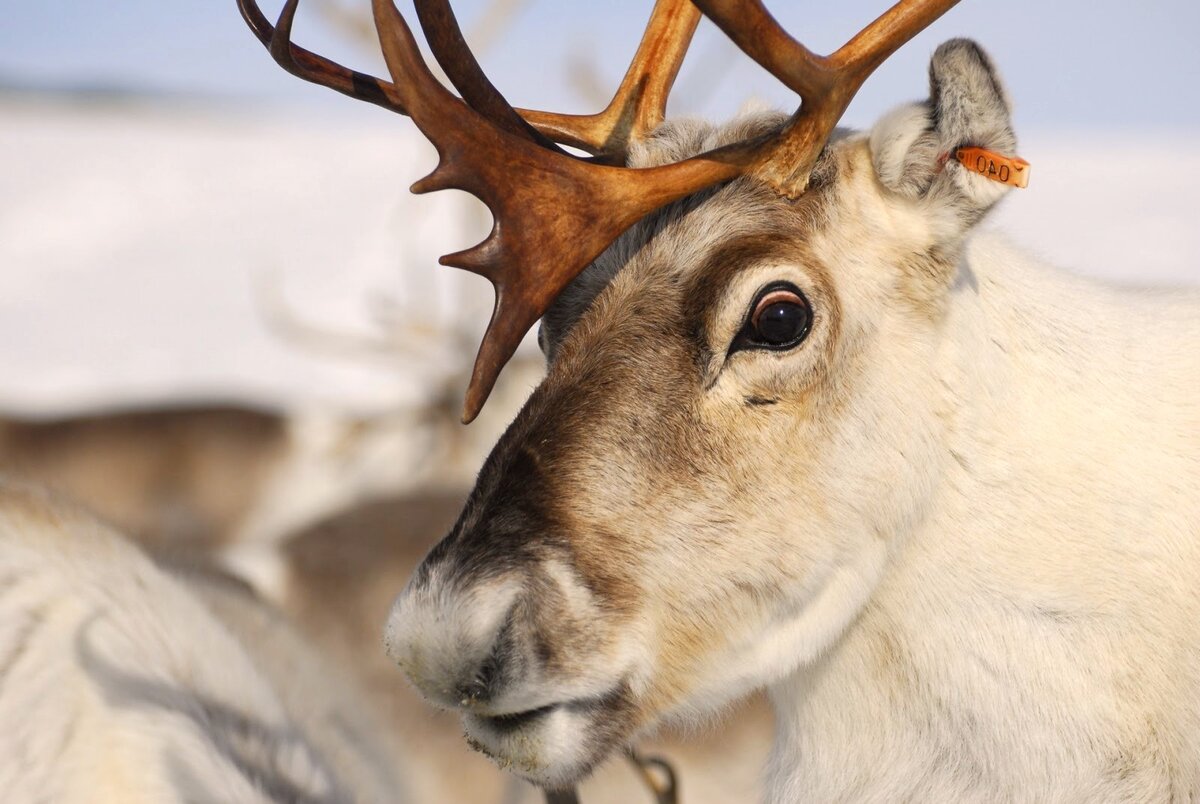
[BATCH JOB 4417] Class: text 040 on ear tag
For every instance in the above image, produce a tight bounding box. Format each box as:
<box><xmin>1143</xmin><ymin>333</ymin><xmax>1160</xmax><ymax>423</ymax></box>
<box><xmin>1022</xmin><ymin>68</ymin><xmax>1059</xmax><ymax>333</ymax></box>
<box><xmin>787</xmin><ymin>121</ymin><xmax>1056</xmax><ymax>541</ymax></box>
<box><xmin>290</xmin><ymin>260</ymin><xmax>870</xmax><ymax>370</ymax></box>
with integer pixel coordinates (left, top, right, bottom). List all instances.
<box><xmin>955</xmin><ymin>146</ymin><xmax>1030</xmax><ymax>188</ymax></box>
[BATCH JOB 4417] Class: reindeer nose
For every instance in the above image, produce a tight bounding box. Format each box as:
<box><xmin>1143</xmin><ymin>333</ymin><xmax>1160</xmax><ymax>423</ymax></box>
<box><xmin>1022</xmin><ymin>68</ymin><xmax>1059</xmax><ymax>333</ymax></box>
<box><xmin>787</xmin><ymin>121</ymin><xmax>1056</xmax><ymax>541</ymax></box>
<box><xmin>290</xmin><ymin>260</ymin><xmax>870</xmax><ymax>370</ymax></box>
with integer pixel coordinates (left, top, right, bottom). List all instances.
<box><xmin>382</xmin><ymin>571</ymin><xmax>523</xmax><ymax>712</ymax></box>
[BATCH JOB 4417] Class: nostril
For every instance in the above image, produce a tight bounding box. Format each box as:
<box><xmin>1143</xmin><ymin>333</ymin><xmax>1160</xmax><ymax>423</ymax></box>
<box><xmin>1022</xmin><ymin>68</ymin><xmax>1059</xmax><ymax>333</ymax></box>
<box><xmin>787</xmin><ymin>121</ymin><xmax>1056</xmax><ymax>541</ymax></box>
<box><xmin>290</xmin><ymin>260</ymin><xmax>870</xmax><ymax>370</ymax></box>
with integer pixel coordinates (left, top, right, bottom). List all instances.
<box><xmin>385</xmin><ymin>576</ymin><xmax>524</xmax><ymax>711</ymax></box>
<box><xmin>458</xmin><ymin>653</ymin><xmax>499</xmax><ymax>705</ymax></box>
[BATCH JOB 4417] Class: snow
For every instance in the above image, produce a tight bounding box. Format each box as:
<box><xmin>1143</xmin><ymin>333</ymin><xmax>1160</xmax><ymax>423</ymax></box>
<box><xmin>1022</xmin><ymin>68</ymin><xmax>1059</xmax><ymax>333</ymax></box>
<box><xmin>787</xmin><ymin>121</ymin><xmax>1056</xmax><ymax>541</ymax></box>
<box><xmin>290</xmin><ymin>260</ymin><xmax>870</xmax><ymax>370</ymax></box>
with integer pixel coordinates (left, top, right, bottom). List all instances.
<box><xmin>1</xmin><ymin>98</ymin><xmax>1197</xmax><ymax>417</ymax></box>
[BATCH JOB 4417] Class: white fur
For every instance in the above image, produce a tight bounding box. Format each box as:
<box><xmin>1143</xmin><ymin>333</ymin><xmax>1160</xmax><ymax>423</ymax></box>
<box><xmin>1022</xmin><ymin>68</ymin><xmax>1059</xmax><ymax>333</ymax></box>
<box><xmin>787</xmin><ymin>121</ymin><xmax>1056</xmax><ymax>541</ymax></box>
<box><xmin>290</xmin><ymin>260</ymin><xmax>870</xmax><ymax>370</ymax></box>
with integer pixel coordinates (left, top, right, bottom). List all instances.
<box><xmin>0</xmin><ymin>483</ymin><xmax>409</xmax><ymax>802</ymax></box>
<box><xmin>763</xmin><ymin>230</ymin><xmax>1200</xmax><ymax>800</ymax></box>
<box><xmin>463</xmin><ymin>703</ymin><xmax>597</xmax><ymax>788</ymax></box>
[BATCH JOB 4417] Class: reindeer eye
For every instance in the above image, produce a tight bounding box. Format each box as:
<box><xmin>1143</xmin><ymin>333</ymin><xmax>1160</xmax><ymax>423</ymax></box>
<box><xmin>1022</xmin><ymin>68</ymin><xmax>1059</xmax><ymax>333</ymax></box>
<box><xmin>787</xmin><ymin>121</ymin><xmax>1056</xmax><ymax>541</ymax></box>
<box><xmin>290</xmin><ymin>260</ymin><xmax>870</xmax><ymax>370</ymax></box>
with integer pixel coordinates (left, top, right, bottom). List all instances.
<box><xmin>734</xmin><ymin>283</ymin><xmax>812</xmax><ymax>352</ymax></box>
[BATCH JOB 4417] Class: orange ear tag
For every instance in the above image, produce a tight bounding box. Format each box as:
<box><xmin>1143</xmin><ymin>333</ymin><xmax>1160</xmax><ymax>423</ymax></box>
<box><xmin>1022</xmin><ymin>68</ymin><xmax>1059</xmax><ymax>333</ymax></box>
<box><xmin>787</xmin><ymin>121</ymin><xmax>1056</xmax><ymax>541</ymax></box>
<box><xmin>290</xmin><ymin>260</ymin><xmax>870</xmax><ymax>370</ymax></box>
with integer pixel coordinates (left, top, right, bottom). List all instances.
<box><xmin>955</xmin><ymin>146</ymin><xmax>1031</xmax><ymax>189</ymax></box>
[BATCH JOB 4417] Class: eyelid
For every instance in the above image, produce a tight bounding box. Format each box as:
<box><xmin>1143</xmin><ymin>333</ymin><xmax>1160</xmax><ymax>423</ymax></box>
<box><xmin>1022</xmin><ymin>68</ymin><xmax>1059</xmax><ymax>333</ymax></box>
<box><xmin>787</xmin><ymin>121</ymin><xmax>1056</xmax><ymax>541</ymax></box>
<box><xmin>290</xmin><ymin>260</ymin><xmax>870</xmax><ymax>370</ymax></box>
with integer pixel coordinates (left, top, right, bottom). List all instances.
<box><xmin>751</xmin><ymin>288</ymin><xmax>805</xmax><ymax>326</ymax></box>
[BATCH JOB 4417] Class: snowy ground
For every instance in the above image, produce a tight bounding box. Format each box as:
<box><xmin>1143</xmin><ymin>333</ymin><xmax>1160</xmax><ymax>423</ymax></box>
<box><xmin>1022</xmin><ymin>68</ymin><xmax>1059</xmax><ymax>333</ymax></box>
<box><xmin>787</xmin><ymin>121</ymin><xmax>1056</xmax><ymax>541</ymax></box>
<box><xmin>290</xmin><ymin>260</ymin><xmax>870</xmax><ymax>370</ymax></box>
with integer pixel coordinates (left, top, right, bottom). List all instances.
<box><xmin>2</xmin><ymin>97</ymin><xmax>1197</xmax><ymax>417</ymax></box>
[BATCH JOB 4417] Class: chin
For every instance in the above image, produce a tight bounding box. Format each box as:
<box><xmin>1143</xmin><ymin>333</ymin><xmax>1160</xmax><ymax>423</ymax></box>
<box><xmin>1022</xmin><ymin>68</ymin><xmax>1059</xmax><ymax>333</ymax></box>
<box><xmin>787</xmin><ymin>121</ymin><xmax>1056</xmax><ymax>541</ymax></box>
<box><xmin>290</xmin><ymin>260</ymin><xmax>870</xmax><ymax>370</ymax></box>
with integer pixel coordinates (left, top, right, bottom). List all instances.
<box><xmin>462</xmin><ymin>699</ymin><xmax>627</xmax><ymax>789</ymax></box>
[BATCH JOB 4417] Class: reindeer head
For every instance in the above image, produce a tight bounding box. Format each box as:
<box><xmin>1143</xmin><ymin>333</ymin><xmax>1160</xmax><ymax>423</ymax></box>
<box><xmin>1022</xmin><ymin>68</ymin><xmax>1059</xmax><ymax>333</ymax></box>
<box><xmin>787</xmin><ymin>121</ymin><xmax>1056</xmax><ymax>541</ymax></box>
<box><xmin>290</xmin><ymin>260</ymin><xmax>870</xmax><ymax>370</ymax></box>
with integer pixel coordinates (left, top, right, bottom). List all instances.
<box><xmin>239</xmin><ymin>0</ymin><xmax>1022</xmax><ymax>790</ymax></box>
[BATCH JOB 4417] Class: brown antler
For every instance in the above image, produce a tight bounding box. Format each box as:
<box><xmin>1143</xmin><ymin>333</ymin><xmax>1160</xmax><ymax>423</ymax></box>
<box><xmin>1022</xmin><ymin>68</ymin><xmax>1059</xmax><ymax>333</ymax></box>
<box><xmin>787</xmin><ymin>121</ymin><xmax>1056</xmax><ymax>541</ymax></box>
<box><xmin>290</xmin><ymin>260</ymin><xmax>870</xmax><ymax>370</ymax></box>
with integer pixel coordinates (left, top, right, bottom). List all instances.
<box><xmin>373</xmin><ymin>0</ymin><xmax>767</xmax><ymax>420</ymax></box>
<box><xmin>410</xmin><ymin>0</ymin><xmax>558</xmax><ymax>148</ymax></box>
<box><xmin>237</xmin><ymin>0</ymin><xmax>959</xmax><ymax>421</ymax></box>
<box><xmin>520</xmin><ymin>0</ymin><xmax>702</xmax><ymax>159</ymax></box>
<box><xmin>694</xmin><ymin>0</ymin><xmax>960</xmax><ymax>193</ymax></box>
<box><xmin>238</xmin><ymin>0</ymin><xmax>408</xmax><ymax>114</ymax></box>
<box><xmin>238</xmin><ymin>0</ymin><xmax>696</xmax><ymax>158</ymax></box>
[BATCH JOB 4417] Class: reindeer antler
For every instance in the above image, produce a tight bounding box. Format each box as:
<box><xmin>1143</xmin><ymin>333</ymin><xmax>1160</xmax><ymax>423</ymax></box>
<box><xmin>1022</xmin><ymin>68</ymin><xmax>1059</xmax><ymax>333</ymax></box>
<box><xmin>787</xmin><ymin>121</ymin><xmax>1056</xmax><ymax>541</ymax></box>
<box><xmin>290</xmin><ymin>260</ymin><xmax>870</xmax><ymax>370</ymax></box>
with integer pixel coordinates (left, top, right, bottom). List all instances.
<box><xmin>519</xmin><ymin>0</ymin><xmax>702</xmax><ymax>159</ymax></box>
<box><xmin>237</xmin><ymin>0</ymin><xmax>958</xmax><ymax>421</ymax></box>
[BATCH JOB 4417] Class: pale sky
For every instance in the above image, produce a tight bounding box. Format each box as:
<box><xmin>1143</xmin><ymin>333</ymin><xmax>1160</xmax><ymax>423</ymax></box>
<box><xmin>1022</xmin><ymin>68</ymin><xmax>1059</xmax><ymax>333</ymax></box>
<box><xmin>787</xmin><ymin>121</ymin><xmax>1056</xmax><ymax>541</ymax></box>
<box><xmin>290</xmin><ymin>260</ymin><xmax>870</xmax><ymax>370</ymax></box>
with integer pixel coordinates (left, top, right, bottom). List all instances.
<box><xmin>3</xmin><ymin>1</ymin><xmax>1199</xmax><ymax>132</ymax></box>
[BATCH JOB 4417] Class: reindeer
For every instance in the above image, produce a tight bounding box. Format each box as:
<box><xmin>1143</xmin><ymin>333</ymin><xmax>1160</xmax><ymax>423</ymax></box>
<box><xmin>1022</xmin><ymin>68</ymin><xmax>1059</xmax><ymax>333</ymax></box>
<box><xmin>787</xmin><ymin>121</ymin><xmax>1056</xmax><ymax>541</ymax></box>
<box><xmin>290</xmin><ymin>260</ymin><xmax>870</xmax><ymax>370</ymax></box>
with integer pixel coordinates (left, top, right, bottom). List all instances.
<box><xmin>0</xmin><ymin>405</ymin><xmax>286</xmax><ymax>551</ymax></box>
<box><xmin>78</xmin><ymin>0</ymin><xmax>1200</xmax><ymax>801</ymax></box>
<box><xmin>0</xmin><ymin>313</ymin><xmax>544</xmax><ymax>585</ymax></box>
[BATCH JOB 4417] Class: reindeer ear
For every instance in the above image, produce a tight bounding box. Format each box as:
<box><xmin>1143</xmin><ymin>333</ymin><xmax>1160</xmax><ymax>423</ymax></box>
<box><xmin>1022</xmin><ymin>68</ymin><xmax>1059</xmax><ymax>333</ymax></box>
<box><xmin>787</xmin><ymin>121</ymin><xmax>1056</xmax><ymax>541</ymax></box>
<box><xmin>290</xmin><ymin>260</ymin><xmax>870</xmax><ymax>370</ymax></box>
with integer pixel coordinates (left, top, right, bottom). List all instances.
<box><xmin>869</xmin><ymin>39</ymin><xmax>1017</xmax><ymax>238</ymax></box>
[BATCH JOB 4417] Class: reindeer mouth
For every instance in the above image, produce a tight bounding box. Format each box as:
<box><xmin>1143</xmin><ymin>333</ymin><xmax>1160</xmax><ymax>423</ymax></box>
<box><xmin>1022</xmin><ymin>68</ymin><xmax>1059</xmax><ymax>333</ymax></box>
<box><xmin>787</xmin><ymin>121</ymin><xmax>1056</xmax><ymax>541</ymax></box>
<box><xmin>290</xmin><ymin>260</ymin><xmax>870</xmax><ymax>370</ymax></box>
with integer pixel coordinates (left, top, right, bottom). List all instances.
<box><xmin>462</xmin><ymin>703</ymin><xmax>566</xmax><ymax>779</ymax></box>
<box><xmin>475</xmin><ymin>702</ymin><xmax>559</xmax><ymax>734</ymax></box>
<box><xmin>462</xmin><ymin>690</ymin><xmax>627</xmax><ymax>786</ymax></box>
<box><xmin>469</xmin><ymin>685</ymin><xmax>620</xmax><ymax>735</ymax></box>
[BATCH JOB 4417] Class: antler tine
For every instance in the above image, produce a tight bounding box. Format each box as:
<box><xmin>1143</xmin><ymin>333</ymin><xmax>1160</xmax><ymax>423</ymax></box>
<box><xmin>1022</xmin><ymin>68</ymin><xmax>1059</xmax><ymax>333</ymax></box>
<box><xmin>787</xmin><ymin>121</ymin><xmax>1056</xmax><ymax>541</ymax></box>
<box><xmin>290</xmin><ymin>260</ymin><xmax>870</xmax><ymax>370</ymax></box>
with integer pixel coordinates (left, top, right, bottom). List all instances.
<box><xmin>688</xmin><ymin>0</ymin><xmax>834</xmax><ymax>99</ymax></box>
<box><xmin>694</xmin><ymin>0</ymin><xmax>958</xmax><ymax>193</ymax></box>
<box><xmin>831</xmin><ymin>0</ymin><xmax>962</xmax><ymax>76</ymax></box>
<box><xmin>411</xmin><ymin>0</ymin><xmax>562</xmax><ymax>149</ymax></box>
<box><xmin>521</xmin><ymin>0</ymin><xmax>701</xmax><ymax>158</ymax></box>
<box><xmin>237</xmin><ymin>0</ymin><xmax>408</xmax><ymax>114</ymax></box>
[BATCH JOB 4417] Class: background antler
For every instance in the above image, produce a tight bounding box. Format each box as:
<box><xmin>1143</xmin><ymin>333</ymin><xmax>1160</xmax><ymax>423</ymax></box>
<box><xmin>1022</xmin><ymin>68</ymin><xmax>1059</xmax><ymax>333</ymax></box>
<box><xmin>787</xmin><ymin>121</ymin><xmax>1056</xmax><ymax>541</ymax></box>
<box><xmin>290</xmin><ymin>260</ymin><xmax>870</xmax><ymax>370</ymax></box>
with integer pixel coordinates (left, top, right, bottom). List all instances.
<box><xmin>238</xmin><ymin>0</ymin><xmax>959</xmax><ymax>421</ymax></box>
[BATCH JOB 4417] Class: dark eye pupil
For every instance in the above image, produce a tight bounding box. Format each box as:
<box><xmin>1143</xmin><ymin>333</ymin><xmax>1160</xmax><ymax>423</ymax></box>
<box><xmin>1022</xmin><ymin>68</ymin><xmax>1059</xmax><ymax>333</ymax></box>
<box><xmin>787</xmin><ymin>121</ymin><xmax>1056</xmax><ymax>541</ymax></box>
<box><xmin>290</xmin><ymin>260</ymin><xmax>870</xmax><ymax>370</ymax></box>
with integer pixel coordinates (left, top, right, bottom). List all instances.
<box><xmin>756</xmin><ymin>302</ymin><xmax>807</xmax><ymax>345</ymax></box>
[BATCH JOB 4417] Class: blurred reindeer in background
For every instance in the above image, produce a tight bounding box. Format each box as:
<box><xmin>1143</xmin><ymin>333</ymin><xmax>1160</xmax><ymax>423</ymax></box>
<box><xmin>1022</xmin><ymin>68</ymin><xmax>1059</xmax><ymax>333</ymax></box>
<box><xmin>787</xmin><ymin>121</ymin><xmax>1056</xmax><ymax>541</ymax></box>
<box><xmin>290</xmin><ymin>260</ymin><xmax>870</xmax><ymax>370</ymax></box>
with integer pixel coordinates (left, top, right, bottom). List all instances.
<box><xmin>0</xmin><ymin>283</ymin><xmax>547</xmax><ymax>590</ymax></box>
<box><xmin>0</xmin><ymin>0</ymin><xmax>543</xmax><ymax>567</ymax></box>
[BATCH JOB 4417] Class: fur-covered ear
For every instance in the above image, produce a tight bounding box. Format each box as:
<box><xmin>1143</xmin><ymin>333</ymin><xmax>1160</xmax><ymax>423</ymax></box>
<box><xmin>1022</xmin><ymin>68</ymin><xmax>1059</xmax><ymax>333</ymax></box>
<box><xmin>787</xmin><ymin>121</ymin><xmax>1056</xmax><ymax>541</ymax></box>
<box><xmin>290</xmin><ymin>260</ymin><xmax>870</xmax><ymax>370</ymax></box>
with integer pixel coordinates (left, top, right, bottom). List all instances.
<box><xmin>869</xmin><ymin>39</ymin><xmax>1017</xmax><ymax>242</ymax></box>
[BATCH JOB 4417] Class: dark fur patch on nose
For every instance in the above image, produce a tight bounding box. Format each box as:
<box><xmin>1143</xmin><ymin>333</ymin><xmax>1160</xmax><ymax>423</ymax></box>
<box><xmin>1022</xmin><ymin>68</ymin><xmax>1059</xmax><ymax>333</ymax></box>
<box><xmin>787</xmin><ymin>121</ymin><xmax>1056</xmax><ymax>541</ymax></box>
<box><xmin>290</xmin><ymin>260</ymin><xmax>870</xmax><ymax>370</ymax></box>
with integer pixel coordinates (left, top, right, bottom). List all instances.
<box><xmin>415</xmin><ymin>434</ymin><xmax>565</xmax><ymax>593</ymax></box>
